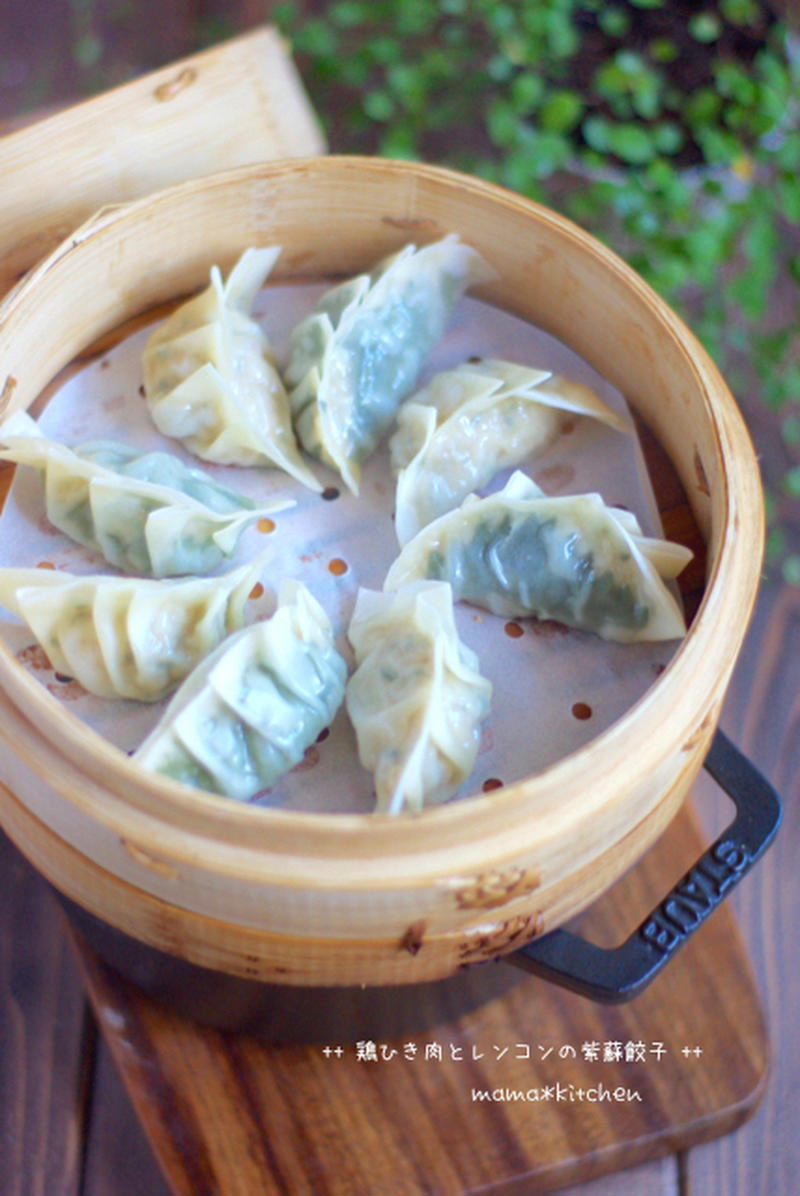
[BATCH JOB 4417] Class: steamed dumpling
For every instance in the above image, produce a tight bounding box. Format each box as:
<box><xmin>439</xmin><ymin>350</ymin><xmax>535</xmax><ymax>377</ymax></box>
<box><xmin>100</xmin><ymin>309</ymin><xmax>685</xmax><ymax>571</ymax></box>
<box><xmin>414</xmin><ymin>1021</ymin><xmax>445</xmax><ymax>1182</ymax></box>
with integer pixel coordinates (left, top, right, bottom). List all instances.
<box><xmin>0</xmin><ymin>410</ymin><xmax>292</xmax><ymax>577</ymax></box>
<box><xmin>142</xmin><ymin>247</ymin><xmax>320</xmax><ymax>490</ymax></box>
<box><xmin>384</xmin><ymin>471</ymin><xmax>693</xmax><ymax>643</ymax></box>
<box><xmin>0</xmin><ymin>557</ymin><xmax>263</xmax><ymax>701</ymax></box>
<box><xmin>133</xmin><ymin>579</ymin><xmax>347</xmax><ymax>800</ymax></box>
<box><xmin>390</xmin><ymin>357</ymin><xmax>630</xmax><ymax>544</ymax></box>
<box><xmin>285</xmin><ymin>235</ymin><xmax>495</xmax><ymax>494</ymax></box>
<box><xmin>345</xmin><ymin>581</ymin><xmax>492</xmax><ymax>814</ymax></box>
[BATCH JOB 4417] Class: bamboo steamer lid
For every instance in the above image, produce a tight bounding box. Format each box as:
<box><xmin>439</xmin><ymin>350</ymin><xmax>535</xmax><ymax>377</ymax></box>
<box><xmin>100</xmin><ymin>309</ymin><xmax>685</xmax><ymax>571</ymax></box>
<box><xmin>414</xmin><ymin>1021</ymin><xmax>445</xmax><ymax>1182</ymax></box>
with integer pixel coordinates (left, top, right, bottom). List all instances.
<box><xmin>0</xmin><ymin>157</ymin><xmax>762</xmax><ymax>987</ymax></box>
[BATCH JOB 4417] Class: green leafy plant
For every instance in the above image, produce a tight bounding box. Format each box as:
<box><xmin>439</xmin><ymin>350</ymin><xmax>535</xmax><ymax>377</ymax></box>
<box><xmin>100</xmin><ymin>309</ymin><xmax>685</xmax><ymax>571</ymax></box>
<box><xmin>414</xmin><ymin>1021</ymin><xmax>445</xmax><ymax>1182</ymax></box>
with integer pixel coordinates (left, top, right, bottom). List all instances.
<box><xmin>272</xmin><ymin>0</ymin><xmax>800</xmax><ymax>584</ymax></box>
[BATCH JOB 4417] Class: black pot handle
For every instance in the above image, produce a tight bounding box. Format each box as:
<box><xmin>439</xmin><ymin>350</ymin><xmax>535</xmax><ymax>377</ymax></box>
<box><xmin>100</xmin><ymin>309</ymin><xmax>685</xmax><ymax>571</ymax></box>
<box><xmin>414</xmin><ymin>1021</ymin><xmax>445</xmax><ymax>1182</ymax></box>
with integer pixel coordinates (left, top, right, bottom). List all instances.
<box><xmin>510</xmin><ymin>728</ymin><xmax>782</xmax><ymax>1003</ymax></box>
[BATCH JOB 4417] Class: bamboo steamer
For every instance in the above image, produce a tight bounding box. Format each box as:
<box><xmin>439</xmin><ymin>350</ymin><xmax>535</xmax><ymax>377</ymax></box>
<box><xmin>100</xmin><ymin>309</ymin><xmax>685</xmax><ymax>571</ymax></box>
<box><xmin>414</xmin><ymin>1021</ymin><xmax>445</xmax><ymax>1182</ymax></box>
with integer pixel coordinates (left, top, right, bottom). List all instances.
<box><xmin>0</xmin><ymin>156</ymin><xmax>762</xmax><ymax>988</ymax></box>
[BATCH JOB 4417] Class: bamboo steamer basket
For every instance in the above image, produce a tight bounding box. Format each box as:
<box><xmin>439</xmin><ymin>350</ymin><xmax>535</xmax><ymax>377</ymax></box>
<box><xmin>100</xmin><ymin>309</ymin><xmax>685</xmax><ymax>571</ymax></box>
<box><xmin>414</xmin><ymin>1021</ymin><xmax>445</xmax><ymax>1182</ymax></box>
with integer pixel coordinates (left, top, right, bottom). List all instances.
<box><xmin>0</xmin><ymin>156</ymin><xmax>762</xmax><ymax>990</ymax></box>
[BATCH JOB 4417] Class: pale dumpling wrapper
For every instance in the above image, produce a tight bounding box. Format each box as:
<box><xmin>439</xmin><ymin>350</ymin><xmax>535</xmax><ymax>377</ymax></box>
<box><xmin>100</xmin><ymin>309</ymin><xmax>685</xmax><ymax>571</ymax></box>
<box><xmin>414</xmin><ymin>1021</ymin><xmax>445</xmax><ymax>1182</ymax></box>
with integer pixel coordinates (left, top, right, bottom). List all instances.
<box><xmin>0</xmin><ymin>410</ymin><xmax>292</xmax><ymax>577</ymax></box>
<box><xmin>390</xmin><ymin>357</ymin><xmax>630</xmax><ymax>545</ymax></box>
<box><xmin>385</xmin><ymin>471</ymin><xmax>692</xmax><ymax>643</ymax></box>
<box><xmin>0</xmin><ymin>557</ymin><xmax>263</xmax><ymax>702</ymax></box>
<box><xmin>345</xmin><ymin>580</ymin><xmax>492</xmax><ymax>815</ymax></box>
<box><xmin>134</xmin><ymin>579</ymin><xmax>347</xmax><ymax>801</ymax></box>
<box><xmin>142</xmin><ymin>247</ymin><xmax>320</xmax><ymax>490</ymax></box>
<box><xmin>285</xmin><ymin>235</ymin><xmax>495</xmax><ymax>495</ymax></box>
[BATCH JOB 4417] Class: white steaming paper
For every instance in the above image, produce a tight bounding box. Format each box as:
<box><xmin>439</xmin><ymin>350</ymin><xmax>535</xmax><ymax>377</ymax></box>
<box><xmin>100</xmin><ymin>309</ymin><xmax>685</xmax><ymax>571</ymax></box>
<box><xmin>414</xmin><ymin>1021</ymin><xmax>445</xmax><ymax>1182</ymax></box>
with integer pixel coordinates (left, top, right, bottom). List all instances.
<box><xmin>0</xmin><ymin>283</ymin><xmax>682</xmax><ymax>813</ymax></box>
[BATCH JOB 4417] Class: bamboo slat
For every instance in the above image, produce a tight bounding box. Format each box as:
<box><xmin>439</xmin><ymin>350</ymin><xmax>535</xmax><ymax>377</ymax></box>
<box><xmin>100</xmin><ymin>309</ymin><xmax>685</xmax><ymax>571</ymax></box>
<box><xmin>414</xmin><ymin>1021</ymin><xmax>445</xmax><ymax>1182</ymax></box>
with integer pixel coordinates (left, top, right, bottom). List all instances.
<box><xmin>0</xmin><ymin>26</ymin><xmax>325</xmax><ymax>299</ymax></box>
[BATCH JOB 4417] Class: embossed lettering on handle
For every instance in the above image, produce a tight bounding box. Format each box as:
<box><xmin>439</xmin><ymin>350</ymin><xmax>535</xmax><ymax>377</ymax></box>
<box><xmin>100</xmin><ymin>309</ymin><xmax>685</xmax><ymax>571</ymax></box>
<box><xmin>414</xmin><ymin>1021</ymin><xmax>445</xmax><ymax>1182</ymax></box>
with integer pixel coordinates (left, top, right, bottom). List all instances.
<box><xmin>510</xmin><ymin>729</ymin><xmax>782</xmax><ymax>1003</ymax></box>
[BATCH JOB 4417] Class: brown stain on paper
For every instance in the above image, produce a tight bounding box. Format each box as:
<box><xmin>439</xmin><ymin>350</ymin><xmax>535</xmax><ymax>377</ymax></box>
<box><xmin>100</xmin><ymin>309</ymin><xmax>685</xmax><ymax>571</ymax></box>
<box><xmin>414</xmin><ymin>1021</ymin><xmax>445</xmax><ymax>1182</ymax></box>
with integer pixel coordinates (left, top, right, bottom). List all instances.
<box><xmin>16</xmin><ymin>643</ymin><xmax>51</xmax><ymax>671</ymax></box>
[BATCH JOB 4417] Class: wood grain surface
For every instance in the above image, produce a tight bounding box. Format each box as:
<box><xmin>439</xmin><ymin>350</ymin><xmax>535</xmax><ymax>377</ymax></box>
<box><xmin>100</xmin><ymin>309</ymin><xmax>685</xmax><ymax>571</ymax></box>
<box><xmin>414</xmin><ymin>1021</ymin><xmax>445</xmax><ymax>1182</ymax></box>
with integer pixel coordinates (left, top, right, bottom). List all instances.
<box><xmin>683</xmin><ymin>579</ymin><xmax>800</xmax><ymax>1196</ymax></box>
<box><xmin>0</xmin><ymin>828</ymin><xmax>92</xmax><ymax>1196</ymax></box>
<box><xmin>67</xmin><ymin>788</ymin><xmax>769</xmax><ymax>1196</ymax></box>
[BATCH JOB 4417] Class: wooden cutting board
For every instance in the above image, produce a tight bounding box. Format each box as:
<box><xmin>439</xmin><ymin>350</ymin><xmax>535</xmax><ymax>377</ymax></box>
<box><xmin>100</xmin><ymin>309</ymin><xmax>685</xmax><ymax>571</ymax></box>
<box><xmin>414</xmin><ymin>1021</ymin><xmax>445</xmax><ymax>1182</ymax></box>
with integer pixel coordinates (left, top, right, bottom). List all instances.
<box><xmin>68</xmin><ymin>791</ymin><xmax>767</xmax><ymax>1196</ymax></box>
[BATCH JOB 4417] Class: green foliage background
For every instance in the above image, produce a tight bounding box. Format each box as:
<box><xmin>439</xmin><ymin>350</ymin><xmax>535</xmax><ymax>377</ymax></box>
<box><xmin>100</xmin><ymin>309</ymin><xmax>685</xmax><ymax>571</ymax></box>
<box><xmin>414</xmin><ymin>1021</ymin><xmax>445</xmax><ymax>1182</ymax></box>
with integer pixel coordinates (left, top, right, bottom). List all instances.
<box><xmin>266</xmin><ymin>0</ymin><xmax>800</xmax><ymax>582</ymax></box>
